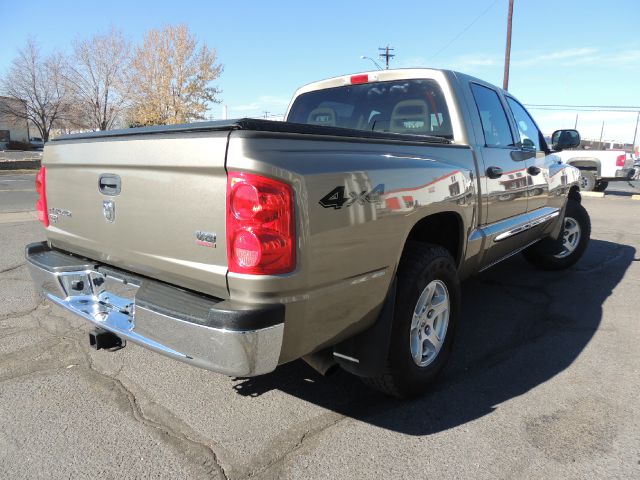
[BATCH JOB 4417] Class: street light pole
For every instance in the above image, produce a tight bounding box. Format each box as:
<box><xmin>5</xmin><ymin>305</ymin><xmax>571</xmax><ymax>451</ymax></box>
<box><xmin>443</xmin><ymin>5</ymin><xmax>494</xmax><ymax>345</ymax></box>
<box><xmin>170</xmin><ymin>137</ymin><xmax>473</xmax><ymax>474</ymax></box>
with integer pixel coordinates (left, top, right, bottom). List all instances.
<box><xmin>503</xmin><ymin>0</ymin><xmax>514</xmax><ymax>90</ymax></box>
<box><xmin>360</xmin><ymin>56</ymin><xmax>383</xmax><ymax>70</ymax></box>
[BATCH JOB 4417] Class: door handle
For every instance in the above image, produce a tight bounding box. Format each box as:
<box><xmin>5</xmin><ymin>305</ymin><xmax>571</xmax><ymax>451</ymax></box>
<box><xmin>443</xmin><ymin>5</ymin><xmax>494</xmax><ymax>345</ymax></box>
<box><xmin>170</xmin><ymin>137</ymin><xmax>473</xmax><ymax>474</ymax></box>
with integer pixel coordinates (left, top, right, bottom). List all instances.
<box><xmin>486</xmin><ymin>166</ymin><xmax>503</xmax><ymax>179</ymax></box>
<box><xmin>98</xmin><ymin>174</ymin><xmax>121</xmax><ymax>195</ymax></box>
<box><xmin>527</xmin><ymin>166</ymin><xmax>541</xmax><ymax>176</ymax></box>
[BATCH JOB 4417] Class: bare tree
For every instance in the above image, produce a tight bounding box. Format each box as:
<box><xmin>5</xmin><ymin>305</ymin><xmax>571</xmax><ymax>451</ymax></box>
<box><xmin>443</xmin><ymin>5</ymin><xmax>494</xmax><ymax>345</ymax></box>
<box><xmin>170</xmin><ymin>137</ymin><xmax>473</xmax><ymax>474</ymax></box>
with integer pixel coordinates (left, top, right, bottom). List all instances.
<box><xmin>66</xmin><ymin>28</ymin><xmax>131</xmax><ymax>131</ymax></box>
<box><xmin>0</xmin><ymin>39</ymin><xmax>69</xmax><ymax>141</ymax></box>
<box><xmin>128</xmin><ymin>24</ymin><xmax>222</xmax><ymax>125</ymax></box>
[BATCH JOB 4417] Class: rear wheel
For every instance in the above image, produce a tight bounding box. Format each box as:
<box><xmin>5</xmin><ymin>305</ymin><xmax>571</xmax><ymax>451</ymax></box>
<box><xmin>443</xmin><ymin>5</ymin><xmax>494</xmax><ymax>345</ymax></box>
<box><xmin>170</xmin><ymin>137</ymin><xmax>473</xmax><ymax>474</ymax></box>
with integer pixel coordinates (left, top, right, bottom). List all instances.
<box><xmin>522</xmin><ymin>198</ymin><xmax>590</xmax><ymax>270</ymax></box>
<box><xmin>578</xmin><ymin>171</ymin><xmax>597</xmax><ymax>191</ymax></box>
<box><xmin>593</xmin><ymin>180</ymin><xmax>608</xmax><ymax>192</ymax></box>
<box><xmin>361</xmin><ymin>243</ymin><xmax>460</xmax><ymax>398</ymax></box>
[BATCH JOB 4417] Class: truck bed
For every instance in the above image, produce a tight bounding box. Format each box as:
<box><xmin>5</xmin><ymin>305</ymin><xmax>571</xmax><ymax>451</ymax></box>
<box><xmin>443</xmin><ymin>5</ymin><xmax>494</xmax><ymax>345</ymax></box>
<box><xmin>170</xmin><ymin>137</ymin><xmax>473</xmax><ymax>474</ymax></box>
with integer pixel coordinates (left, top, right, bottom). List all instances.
<box><xmin>55</xmin><ymin>118</ymin><xmax>453</xmax><ymax>145</ymax></box>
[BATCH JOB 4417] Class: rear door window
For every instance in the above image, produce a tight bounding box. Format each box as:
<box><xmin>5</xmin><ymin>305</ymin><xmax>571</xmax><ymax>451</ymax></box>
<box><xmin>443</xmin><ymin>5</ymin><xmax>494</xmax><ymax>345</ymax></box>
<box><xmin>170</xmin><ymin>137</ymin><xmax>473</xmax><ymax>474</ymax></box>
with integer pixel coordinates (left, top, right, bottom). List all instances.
<box><xmin>470</xmin><ymin>83</ymin><xmax>514</xmax><ymax>148</ymax></box>
<box><xmin>287</xmin><ymin>79</ymin><xmax>453</xmax><ymax>139</ymax></box>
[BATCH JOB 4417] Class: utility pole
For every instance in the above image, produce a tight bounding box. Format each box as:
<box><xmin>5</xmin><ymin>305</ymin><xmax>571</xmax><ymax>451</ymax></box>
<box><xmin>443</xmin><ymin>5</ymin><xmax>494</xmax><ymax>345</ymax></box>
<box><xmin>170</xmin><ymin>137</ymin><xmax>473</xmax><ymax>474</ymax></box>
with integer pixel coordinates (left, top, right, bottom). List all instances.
<box><xmin>378</xmin><ymin>45</ymin><xmax>395</xmax><ymax>69</ymax></box>
<box><xmin>599</xmin><ymin>121</ymin><xmax>605</xmax><ymax>149</ymax></box>
<box><xmin>263</xmin><ymin>111</ymin><xmax>270</xmax><ymax>119</ymax></box>
<box><xmin>574</xmin><ymin>113</ymin><xmax>579</xmax><ymax>129</ymax></box>
<box><xmin>633</xmin><ymin>111</ymin><xmax>639</xmax><ymax>152</ymax></box>
<box><xmin>503</xmin><ymin>0</ymin><xmax>514</xmax><ymax>90</ymax></box>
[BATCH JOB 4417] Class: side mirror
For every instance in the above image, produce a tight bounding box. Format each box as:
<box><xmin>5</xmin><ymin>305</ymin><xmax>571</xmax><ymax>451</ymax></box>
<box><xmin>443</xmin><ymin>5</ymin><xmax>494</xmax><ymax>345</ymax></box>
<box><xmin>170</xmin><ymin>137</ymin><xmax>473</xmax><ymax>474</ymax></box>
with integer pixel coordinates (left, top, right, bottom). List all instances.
<box><xmin>551</xmin><ymin>129</ymin><xmax>580</xmax><ymax>151</ymax></box>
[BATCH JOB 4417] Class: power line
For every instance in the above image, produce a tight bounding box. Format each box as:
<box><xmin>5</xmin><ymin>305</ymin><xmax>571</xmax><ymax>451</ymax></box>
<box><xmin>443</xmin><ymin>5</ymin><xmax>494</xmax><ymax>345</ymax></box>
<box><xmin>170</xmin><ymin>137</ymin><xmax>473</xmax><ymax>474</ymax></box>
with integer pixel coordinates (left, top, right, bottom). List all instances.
<box><xmin>525</xmin><ymin>104</ymin><xmax>640</xmax><ymax>110</ymax></box>
<box><xmin>526</xmin><ymin>107</ymin><xmax>640</xmax><ymax>112</ymax></box>
<box><xmin>249</xmin><ymin>113</ymin><xmax>283</xmax><ymax>119</ymax></box>
<box><xmin>429</xmin><ymin>0</ymin><xmax>500</xmax><ymax>61</ymax></box>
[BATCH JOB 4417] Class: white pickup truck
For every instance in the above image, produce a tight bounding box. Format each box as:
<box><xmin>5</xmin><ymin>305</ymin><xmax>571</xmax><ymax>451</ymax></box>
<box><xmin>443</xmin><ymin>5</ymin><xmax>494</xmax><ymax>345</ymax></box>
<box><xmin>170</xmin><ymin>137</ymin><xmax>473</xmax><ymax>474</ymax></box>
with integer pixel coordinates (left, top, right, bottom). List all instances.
<box><xmin>554</xmin><ymin>148</ymin><xmax>635</xmax><ymax>191</ymax></box>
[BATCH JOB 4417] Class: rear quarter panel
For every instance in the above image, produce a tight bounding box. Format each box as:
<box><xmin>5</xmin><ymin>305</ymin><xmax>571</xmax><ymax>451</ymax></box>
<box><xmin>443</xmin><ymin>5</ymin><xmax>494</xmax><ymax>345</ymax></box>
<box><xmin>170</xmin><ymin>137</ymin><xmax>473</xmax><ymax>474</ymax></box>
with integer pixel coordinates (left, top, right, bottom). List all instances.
<box><xmin>226</xmin><ymin>131</ymin><xmax>478</xmax><ymax>362</ymax></box>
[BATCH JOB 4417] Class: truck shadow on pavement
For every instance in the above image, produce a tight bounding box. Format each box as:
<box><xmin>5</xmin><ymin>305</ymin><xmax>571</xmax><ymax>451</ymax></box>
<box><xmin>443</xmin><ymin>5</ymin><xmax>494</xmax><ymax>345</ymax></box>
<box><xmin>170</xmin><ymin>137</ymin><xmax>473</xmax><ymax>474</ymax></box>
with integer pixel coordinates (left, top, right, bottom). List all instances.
<box><xmin>232</xmin><ymin>239</ymin><xmax>635</xmax><ymax>435</ymax></box>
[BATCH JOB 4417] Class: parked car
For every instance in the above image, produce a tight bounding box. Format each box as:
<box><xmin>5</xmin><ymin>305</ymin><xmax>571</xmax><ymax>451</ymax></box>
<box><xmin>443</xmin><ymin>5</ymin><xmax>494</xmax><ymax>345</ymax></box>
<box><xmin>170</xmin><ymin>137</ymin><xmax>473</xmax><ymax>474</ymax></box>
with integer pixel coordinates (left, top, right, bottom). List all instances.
<box><xmin>29</xmin><ymin>137</ymin><xmax>44</xmax><ymax>150</ymax></box>
<box><xmin>26</xmin><ymin>68</ymin><xmax>589</xmax><ymax>398</ymax></box>
<box><xmin>554</xmin><ymin>148</ymin><xmax>635</xmax><ymax>191</ymax></box>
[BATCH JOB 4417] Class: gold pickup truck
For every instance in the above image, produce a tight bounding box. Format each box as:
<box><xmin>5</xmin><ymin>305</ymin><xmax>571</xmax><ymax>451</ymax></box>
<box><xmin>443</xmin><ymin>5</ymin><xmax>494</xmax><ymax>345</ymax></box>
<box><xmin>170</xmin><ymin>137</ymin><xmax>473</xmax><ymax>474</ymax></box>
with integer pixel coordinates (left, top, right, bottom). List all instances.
<box><xmin>26</xmin><ymin>69</ymin><xmax>589</xmax><ymax>398</ymax></box>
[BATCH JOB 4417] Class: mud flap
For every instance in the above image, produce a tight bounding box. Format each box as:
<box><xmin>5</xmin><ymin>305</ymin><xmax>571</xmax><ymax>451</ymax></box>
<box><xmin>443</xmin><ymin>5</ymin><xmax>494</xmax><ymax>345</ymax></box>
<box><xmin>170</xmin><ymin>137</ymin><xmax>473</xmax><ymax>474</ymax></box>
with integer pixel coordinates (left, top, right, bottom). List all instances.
<box><xmin>550</xmin><ymin>202</ymin><xmax>567</xmax><ymax>241</ymax></box>
<box><xmin>550</xmin><ymin>187</ymin><xmax>581</xmax><ymax>242</ymax></box>
<box><xmin>333</xmin><ymin>277</ymin><xmax>396</xmax><ymax>378</ymax></box>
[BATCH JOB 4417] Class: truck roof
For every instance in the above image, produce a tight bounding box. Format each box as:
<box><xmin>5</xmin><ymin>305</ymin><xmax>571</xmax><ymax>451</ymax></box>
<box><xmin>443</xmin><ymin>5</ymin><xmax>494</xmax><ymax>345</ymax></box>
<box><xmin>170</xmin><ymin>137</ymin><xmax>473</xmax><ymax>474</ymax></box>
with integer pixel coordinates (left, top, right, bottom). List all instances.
<box><xmin>292</xmin><ymin>68</ymin><xmax>454</xmax><ymax>95</ymax></box>
<box><xmin>287</xmin><ymin>67</ymin><xmax>506</xmax><ymax>113</ymax></box>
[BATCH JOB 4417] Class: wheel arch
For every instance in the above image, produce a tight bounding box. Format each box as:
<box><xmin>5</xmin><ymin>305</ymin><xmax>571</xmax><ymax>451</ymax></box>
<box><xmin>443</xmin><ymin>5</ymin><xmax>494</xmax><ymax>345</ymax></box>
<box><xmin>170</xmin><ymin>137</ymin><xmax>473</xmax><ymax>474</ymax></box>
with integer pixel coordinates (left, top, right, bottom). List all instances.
<box><xmin>568</xmin><ymin>185</ymin><xmax>581</xmax><ymax>203</ymax></box>
<box><xmin>402</xmin><ymin>211</ymin><xmax>464</xmax><ymax>268</ymax></box>
<box><xmin>566</xmin><ymin>157</ymin><xmax>601</xmax><ymax>177</ymax></box>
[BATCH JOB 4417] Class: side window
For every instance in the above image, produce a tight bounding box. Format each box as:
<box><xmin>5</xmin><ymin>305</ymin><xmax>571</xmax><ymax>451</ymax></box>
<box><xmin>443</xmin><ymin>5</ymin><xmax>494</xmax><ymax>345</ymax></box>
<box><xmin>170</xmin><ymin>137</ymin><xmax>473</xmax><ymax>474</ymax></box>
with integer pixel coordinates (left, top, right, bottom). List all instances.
<box><xmin>470</xmin><ymin>83</ymin><xmax>514</xmax><ymax>148</ymax></box>
<box><xmin>506</xmin><ymin>97</ymin><xmax>542</xmax><ymax>151</ymax></box>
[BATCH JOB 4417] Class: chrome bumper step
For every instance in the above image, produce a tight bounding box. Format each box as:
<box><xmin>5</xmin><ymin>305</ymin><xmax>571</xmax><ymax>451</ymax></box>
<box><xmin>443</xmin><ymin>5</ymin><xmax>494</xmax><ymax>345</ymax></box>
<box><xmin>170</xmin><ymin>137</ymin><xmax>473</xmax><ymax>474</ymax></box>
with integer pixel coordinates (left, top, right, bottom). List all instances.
<box><xmin>26</xmin><ymin>242</ymin><xmax>284</xmax><ymax>377</ymax></box>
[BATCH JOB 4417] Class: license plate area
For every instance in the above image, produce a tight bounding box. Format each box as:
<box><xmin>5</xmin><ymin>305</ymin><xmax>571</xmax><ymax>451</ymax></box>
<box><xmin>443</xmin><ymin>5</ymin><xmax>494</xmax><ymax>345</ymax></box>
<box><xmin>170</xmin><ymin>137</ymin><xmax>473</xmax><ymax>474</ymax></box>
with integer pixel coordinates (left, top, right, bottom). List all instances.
<box><xmin>56</xmin><ymin>270</ymin><xmax>140</xmax><ymax>331</ymax></box>
<box><xmin>95</xmin><ymin>274</ymin><xmax>139</xmax><ymax>315</ymax></box>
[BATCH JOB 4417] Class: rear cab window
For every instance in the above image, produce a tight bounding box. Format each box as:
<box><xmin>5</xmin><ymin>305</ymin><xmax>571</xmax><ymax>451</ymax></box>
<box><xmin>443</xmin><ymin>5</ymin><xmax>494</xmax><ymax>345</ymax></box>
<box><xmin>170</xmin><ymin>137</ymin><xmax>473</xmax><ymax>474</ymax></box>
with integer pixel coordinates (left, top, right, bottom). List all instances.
<box><xmin>287</xmin><ymin>79</ymin><xmax>454</xmax><ymax>140</ymax></box>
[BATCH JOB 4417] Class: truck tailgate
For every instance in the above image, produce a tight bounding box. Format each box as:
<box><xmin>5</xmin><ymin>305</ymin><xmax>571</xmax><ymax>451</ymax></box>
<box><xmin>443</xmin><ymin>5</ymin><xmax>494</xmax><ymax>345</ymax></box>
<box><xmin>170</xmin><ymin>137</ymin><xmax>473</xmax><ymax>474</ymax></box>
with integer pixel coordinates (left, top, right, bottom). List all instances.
<box><xmin>43</xmin><ymin>131</ymin><xmax>230</xmax><ymax>299</ymax></box>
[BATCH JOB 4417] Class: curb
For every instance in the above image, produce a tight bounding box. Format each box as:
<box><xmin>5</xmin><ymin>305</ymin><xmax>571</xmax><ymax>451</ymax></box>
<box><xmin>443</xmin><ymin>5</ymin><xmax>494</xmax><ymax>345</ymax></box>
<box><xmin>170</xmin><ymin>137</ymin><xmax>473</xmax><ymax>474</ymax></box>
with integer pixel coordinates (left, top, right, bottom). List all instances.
<box><xmin>0</xmin><ymin>210</ymin><xmax>38</xmax><ymax>225</ymax></box>
<box><xmin>632</xmin><ymin>195</ymin><xmax>640</xmax><ymax>200</ymax></box>
<box><xmin>0</xmin><ymin>160</ymin><xmax>41</xmax><ymax>170</ymax></box>
<box><xmin>581</xmin><ymin>191</ymin><xmax>605</xmax><ymax>198</ymax></box>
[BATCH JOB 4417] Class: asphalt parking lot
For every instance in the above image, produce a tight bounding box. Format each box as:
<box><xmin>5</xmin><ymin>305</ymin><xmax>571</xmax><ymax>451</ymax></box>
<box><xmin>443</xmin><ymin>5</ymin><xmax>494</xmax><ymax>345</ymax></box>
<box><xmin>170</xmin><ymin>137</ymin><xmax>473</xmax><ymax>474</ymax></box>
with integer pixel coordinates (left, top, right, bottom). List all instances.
<box><xmin>1</xmin><ymin>171</ymin><xmax>639</xmax><ymax>479</ymax></box>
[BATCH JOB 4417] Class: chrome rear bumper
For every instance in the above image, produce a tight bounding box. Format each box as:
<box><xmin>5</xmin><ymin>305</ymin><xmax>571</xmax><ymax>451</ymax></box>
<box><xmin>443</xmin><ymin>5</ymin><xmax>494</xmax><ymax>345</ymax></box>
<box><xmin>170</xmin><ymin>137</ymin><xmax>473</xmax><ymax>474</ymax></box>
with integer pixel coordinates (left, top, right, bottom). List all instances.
<box><xmin>614</xmin><ymin>167</ymin><xmax>634</xmax><ymax>179</ymax></box>
<box><xmin>26</xmin><ymin>242</ymin><xmax>284</xmax><ymax>376</ymax></box>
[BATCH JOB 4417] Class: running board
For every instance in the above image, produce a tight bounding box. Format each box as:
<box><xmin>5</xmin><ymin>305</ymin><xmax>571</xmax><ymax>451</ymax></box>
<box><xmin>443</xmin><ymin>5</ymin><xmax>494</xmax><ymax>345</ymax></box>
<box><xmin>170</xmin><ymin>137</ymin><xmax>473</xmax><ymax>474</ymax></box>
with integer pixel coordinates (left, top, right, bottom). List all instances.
<box><xmin>478</xmin><ymin>239</ymin><xmax>541</xmax><ymax>272</ymax></box>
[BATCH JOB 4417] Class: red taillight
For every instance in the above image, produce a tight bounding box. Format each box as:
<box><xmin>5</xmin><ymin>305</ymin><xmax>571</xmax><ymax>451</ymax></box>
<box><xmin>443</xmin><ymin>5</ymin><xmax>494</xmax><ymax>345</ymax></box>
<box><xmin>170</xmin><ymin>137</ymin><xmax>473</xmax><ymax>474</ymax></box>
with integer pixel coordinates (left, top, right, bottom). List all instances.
<box><xmin>616</xmin><ymin>154</ymin><xmax>626</xmax><ymax>167</ymax></box>
<box><xmin>226</xmin><ymin>172</ymin><xmax>295</xmax><ymax>274</ymax></box>
<box><xmin>350</xmin><ymin>74</ymin><xmax>369</xmax><ymax>84</ymax></box>
<box><xmin>35</xmin><ymin>166</ymin><xmax>49</xmax><ymax>227</ymax></box>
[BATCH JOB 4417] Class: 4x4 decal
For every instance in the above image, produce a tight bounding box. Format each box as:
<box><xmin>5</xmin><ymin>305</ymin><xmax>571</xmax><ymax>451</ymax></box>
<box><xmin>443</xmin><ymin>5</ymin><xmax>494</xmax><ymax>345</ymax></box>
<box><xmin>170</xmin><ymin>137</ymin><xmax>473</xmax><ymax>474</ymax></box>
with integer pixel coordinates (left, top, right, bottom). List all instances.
<box><xmin>319</xmin><ymin>184</ymin><xmax>385</xmax><ymax>209</ymax></box>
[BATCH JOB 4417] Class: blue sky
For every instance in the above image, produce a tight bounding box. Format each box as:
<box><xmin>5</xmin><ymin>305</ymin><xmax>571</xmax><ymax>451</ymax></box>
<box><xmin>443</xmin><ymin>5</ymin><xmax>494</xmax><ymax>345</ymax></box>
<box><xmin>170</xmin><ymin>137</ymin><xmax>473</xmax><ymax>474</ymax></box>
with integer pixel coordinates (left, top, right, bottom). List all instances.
<box><xmin>3</xmin><ymin>0</ymin><xmax>640</xmax><ymax>143</ymax></box>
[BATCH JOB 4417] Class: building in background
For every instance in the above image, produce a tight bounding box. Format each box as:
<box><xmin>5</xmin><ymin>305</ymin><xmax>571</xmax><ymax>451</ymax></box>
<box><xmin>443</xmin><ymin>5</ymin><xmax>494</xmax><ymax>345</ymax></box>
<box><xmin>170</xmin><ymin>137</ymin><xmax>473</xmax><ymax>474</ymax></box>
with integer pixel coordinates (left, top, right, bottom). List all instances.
<box><xmin>0</xmin><ymin>96</ymin><xmax>30</xmax><ymax>149</ymax></box>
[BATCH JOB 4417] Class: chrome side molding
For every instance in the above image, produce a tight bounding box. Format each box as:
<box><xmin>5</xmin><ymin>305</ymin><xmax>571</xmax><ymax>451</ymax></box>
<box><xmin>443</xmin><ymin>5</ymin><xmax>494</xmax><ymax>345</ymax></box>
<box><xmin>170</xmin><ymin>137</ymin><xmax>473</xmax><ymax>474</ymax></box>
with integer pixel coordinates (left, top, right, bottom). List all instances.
<box><xmin>494</xmin><ymin>210</ymin><xmax>560</xmax><ymax>242</ymax></box>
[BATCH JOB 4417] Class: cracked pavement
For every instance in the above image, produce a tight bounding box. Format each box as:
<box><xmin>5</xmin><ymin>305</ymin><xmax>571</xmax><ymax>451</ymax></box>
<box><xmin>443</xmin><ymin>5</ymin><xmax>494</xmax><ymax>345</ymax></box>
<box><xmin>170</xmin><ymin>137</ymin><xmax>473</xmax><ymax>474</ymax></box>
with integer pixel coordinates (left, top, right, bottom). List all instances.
<box><xmin>1</xmin><ymin>175</ymin><xmax>639</xmax><ymax>479</ymax></box>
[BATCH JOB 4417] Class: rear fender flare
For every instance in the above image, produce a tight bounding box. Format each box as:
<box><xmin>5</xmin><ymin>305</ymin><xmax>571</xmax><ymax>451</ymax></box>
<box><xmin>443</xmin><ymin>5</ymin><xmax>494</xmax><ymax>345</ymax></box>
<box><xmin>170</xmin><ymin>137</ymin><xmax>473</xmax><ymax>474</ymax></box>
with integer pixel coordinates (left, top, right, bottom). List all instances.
<box><xmin>566</xmin><ymin>158</ymin><xmax>601</xmax><ymax>177</ymax></box>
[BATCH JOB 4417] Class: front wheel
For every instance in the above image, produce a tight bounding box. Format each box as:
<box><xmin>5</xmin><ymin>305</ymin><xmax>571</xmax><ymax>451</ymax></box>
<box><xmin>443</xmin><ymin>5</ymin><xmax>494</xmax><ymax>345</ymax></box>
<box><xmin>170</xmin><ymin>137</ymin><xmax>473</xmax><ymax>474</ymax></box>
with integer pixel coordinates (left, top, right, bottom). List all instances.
<box><xmin>578</xmin><ymin>171</ymin><xmax>597</xmax><ymax>191</ymax></box>
<box><xmin>361</xmin><ymin>243</ymin><xmax>460</xmax><ymax>398</ymax></box>
<box><xmin>522</xmin><ymin>198</ymin><xmax>591</xmax><ymax>270</ymax></box>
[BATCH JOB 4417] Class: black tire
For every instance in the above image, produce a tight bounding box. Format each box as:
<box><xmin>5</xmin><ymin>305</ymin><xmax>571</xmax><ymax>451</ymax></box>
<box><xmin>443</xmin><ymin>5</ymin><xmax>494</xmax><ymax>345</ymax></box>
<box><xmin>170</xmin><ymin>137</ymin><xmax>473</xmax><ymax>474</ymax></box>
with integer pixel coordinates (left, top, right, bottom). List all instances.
<box><xmin>522</xmin><ymin>199</ymin><xmax>591</xmax><ymax>270</ymax></box>
<box><xmin>361</xmin><ymin>243</ymin><xmax>460</xmax><ymax>398</ymax></box>
<box><xmin>593</xmin><ymin>180</ymin><xmax>608</xmax><ymax>192</ymax></box>
<box><xmin>578</xmin><ymin>171</ymin><xmax>597</xmax><ymax>191</ymax></box>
